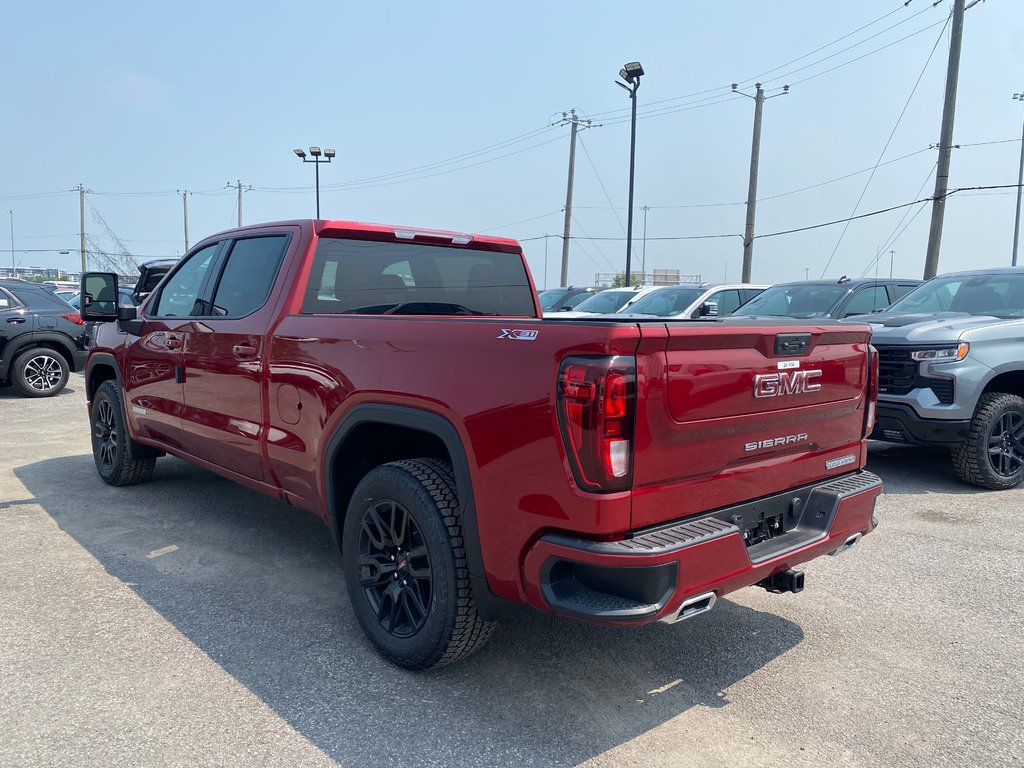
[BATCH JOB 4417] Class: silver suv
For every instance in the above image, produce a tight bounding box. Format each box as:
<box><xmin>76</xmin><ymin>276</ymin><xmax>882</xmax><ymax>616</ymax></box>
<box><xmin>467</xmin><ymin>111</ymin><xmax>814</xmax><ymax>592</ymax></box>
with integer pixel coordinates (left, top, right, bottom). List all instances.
<box><xmin>855</xmin><ymin>267</ymin><xmax>1024</xmax><ymax>489</ymax></box>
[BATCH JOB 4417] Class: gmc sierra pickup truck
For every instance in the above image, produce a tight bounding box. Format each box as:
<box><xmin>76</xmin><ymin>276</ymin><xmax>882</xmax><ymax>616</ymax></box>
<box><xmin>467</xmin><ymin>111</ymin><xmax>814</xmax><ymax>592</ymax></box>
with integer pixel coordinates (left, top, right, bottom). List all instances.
<box><xmin>81</xmin><ymin>219</ymin><xmax>882</xmax><ymax>669</ymax></box>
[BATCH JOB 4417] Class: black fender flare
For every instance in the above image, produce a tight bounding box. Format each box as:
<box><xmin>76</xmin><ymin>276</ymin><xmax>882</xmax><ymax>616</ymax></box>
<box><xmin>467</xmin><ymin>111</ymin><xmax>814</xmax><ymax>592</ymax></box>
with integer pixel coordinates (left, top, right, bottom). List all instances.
<box><xmin>1</xmin><ymin>332</ymin><xmax>77</xmax><ymax>379</ymax></box>
<box><xmin>85</xmin><ymin>352</ymin><xmax>123</xmax><ymax>401</ymax></box>
<box><xmin>323</xmin><ymin>403</ymin><xmax>513</xmax><ymax>620</ymax></box>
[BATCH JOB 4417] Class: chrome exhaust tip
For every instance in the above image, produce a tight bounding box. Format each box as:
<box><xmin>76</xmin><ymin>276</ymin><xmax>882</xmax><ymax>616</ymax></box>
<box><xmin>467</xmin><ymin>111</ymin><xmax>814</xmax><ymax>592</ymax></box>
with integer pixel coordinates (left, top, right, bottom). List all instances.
<box><xmin>658</xmin><ymin>591</ymin><xmax>717</xmax><ymax>624</ymax></box>
<box><xmin>828</xmin><ymin>531</ymin><xmax>862</xmax><ymax>557</ymax></box>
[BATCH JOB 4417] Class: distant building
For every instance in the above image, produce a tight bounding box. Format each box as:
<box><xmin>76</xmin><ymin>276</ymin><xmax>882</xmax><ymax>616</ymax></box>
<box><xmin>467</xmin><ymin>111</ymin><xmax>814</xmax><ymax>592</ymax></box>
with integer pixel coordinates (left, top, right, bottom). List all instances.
<box><xmin>0</xmin><ymin>266</ymin><xmax>66</xmax><ymax>279</ymax></box>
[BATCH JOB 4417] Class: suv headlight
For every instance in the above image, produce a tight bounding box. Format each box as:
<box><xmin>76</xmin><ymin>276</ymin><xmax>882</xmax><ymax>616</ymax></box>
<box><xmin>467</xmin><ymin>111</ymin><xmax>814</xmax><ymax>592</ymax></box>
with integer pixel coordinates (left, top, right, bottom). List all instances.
<box><xmin>910</xmin><ymin>342</ymin><xmax>969</xmax><ymax>362</ymax></box>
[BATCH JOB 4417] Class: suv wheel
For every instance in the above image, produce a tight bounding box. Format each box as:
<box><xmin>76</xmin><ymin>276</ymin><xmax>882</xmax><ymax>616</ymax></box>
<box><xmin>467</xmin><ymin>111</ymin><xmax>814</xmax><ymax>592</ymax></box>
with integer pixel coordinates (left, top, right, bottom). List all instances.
<box><xmin>952</xmin><ymin>393</ymin><xmax>1024</xmax><ymax>490</ymax></box>
<box><xmin>11</xmin><ymin>346</ymin><xmax>69</xmax><ymax>397</ymax></box>
<box><xmin>341</xmin><ymin>458</ymin><xmax>495</xmax><ymax>670</ymax></box>
<box><xmin>91</xmin><ymin>381</ymin><xmax>157</xmax><ymax>486</ymax></box>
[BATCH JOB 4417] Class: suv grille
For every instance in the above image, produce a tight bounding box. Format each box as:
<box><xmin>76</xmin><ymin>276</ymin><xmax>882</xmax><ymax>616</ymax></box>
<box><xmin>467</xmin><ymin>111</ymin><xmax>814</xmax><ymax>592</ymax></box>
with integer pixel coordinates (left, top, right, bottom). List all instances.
<box><xmin>876</xmin><ymin>346</ymin><xmax>954</xmax><ymax>404</ymax></box>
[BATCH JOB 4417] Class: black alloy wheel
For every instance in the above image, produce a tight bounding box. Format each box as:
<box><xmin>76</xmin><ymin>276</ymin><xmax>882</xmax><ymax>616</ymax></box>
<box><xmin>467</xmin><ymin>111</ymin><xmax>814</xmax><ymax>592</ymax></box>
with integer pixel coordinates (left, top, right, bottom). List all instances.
<box><xmin>987</xmin><ymin>410</ymin><xmax>1024</xmax><ymax>478</ymax></box>
<box><xmin>94</xmin><ymin>396</ymin><xmax>120</xmax><ymax>474</ymax></box>
<box><xmin>89</xmin><ymin>381</ymin><xmax>157</xmax><ymax>486</ymax></box>
<box><xmin>357</xmin><ymin>499</ymin><xmax>433</xmax><ymax>638</ymax></box>
<box><xmin>952</xmin><ymin>393</ymin><xmax>1024</xmax><ymax>490</ymax></box>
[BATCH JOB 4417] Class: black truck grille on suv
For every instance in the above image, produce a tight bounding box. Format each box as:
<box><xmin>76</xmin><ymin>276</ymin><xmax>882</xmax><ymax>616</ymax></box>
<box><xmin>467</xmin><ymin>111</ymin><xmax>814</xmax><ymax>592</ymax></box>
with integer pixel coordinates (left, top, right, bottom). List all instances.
<box><xmin>876</xmin><ymin>346</ymin><xmax>954</xmax><ymax>404</ymax></box>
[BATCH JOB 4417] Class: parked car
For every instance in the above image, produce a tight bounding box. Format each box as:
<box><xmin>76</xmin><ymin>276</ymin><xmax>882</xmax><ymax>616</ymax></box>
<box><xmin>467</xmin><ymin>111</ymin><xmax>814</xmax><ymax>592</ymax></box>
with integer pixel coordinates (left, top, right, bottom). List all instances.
<box><xmin>65</xmin><ymin>286</ymin><xmax>137</xmax><ymax>310</ymax></box>
<box><xmin>732</xmin><ymin>277</ymin><xmax>921</xmax><ymax>320</ymax></box>
<box><xmin>618</xmin><ymin>283</ymin><xmax>767</xmax><ymax>319</ymax></box>
<box><xmin>0</xmin><ymin>279</ymin><xmax>89</xmax><ymax>397</ymax></box>
<box><xmin>544</xmin><ymin>285</ymin><xmax>658</xmax><ymax>317</ymax></box>
<box><xmin>849</xmin><ymin>267</ymin><xmax>1024</xmax><ymax>490</ymax></box>
<box><xmin>80</xmin><ymin>218</ymin><xmax>880</xmax><ymax>669</ymax></box>
<box><xmin>537</xmin><ymin>286</ymin><xmax>602</xmax><ymax>312</ymax></box>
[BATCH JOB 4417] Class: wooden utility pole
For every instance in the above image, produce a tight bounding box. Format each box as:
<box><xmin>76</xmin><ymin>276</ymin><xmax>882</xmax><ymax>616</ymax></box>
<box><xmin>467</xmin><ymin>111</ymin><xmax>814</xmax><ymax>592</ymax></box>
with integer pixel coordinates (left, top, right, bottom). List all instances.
<box><xmin>179</xmin><ymin>190</ymin><xmax>190</xmax><ymax>252</ymax></box>
<box><xmin>923</xmin><ymin>0</ymin><xmax>966</xmax><ymax>279</ymax></box>
<box><xmin>559</xmin><ymin>110</ymin><xmax>590</xmax><ymax>287</ymax></box>
<box><xmin>77</xmin><ymin>184</ymin><xmax>86</xmax><ymax>273</ymax></box>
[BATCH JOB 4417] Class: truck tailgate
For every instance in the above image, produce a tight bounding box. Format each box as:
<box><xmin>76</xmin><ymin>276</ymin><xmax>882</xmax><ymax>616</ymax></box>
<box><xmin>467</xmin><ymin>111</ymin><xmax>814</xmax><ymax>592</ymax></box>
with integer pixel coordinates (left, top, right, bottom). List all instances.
<box><xmin>631</xmin><ymin>322</ymin><xmax>872</xmax><ymax>529</ymax></box>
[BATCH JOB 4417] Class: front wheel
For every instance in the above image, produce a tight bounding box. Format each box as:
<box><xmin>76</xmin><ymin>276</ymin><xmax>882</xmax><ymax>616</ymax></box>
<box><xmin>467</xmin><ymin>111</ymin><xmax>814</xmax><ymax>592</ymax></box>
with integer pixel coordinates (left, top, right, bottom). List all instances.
<box><xmin>952</xmin><ymin>393</ymin><xmax>1024</xmax><ymax>490</ymax></box>
<box><xmin>341</xmin><ymin>458</ymin><xmax>495</xmax><ymax>669</ymax></box>
<box><xmin>91</xmin><ymin>381</ymin><xmax>157</xmax><ymax>486</ymax></box>
<box><xmin>11</xmin><ymin>346</ymin><xmax>69</xmax><ymax>397</ymax></box>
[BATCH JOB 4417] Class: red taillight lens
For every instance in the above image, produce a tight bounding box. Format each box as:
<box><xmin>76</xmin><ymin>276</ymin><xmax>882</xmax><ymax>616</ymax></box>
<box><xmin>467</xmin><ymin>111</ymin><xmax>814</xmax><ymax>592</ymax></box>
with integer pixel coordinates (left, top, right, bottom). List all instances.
<box><xmin>60</xmin><ymin>312</ymin><xmax>85</xmax><ymax>325</ymax></box>
<box><xmin>557</xmin><ymin>357</ymin><xmax>636</xmax><ymax>492</ymax></box>
<box><xmin>864</xmin><ymin>344</ymin><xmax>878</xmax><ymax>438</ymax></box>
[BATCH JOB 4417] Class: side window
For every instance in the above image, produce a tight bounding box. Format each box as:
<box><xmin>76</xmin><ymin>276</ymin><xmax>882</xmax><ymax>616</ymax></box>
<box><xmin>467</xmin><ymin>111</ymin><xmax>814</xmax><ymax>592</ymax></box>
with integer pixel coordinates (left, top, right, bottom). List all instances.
<box><xmin>209</xmin><ymin>236</ymin><xmax>289</xmax><ymax>317</ymax></box>
<box><xmin>562</xmin><ymin>291</ymin><xmax>593</xmax><ymax>309</ymax></box>
<box><xmin>713</xmin><ymin>290</ymin><xmax>742</xmax><ymax>316</ymax></box>
<box><xmin>0</xmin><ymin>288</ymin><xmax>15</xmax><ymax>310</ymax></box>
<box><xmin>151</xmin><ymin>244</ymin><xmax>220</xmax><ymax>318</ymax></box>
<box><xmin>843</xmin><ymin>286</ymin><xmax>889</xmax><ymax>317</ymax></box>
<box><xmin>889</xmin><ymin>284</ymin><xmax>918</xmax><ymax>302</ymax></box>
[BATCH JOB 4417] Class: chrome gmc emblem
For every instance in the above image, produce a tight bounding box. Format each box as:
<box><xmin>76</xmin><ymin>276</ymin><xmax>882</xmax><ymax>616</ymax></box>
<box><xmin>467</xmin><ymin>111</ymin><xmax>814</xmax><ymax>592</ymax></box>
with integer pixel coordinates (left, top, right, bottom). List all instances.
<box><xmin>753</xmin><ymin>369</ymin><xmax>823</xmax><ymax>398</ymax></box>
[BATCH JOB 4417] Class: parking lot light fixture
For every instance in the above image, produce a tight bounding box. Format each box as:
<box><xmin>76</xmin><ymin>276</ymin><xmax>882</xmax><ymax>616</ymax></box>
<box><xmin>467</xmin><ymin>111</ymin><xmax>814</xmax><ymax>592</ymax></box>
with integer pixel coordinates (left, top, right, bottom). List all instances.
<box><xmin>293</xmin><ymin>145</ymin><xmax>335</xmax><ymax>219</ymax></box>
<box><xmin>615</xmin><ymin>61</ymin><xmax>644</xmax><ymax>286</ymax></box>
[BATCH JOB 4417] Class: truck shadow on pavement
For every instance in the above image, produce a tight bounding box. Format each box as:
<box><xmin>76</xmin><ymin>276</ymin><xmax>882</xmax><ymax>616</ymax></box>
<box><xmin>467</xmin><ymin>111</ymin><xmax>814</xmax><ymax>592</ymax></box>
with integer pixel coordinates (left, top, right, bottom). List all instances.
<box><xmin>866</xmin><ymin>441</ymin><xmax>986</xmax><ymax>496</ymax></box>
<box><xmin>17</xmin><ymin>455</ymin><xmax>804</xmax><ymax>768</ymax></box>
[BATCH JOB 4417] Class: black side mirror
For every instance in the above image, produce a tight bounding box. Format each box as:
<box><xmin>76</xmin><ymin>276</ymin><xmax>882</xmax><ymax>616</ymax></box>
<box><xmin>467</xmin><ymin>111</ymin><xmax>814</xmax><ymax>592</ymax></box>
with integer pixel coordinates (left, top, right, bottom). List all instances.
<box><xmin>699</xmin><ymin>301</ymin><xmax>719</xmax><ymax>317</ymax></box>
<box><xmin>80</xmin><ymin>272</ymin><xmax>119</xmax><ymax>322</ymax></box>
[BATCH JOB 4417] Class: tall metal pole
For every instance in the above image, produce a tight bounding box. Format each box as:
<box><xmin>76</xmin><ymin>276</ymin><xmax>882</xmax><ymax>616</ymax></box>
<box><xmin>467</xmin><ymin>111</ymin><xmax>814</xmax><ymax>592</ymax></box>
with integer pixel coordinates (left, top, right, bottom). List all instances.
<box><xmin>890</xmin><ymin>249</ymin><xmax>895</xmax><ymax>279</ymax></box>
<box><xmin>315</xmin><ymin>160</ymin><xmax>321</xmax><ymax>219</ymax></box>
<box><xmin>78</xmin><ymin>184</ymin><xmax>86</xmax><ymax>273</ymax></box>
<box><xmin>8</xmin><ymin>210</ymin><xmax>14</xmax><ymax>276</ymax></box>
<box><xmin>641</xmin><ymin>205</ymin><xmax>649</xmax><ymax>278</ymax></box>
<box><xmin>923</xmin><ymin>0</ymin><xmax>966</xmax><ymax>279</ymax></box>
<box><xmin>180</xmin><ymin>190</ymin><xmax>190</xmax><ymax>253</ymax></box>
<box><xmin>625</xmin><ymin>85</ymin><xmax>638</xmax><ymax>286</ymax></box>
<box><xmin>560</xmin><ymin>111</ymin><xmax>580</xmax><ymax>287</ymax></box>
<box><xmin>742</xmin><ymin>84</ymin><xmax>765</xmax><ymax>283</ymax></box>
<box><xmin>236</xmin><ymin>180</ymin><xmax>243</xmax><ymax>227</ymax></box>
<box><xmin>1012</xmin><ymin>94</ymin><xmax>1024</xmax><ymax>267</ymax></box>
<box><xmin>544</xmin><ymin>235</ymin><xmax>549</xmax><ymax>290</ymax></box>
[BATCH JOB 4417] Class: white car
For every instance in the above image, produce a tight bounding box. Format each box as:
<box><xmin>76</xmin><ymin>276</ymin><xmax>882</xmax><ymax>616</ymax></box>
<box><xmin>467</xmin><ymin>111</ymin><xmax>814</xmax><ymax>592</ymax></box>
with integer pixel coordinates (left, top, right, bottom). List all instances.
<box><xmin>544</xmin><ymin>285</ymin><xmax>659</xmax><ymax>318</ymax></box>
<box><xmin>617</xmin><ymin>283</ymin><xmax>768</xmax><ymax>319</ymax></box>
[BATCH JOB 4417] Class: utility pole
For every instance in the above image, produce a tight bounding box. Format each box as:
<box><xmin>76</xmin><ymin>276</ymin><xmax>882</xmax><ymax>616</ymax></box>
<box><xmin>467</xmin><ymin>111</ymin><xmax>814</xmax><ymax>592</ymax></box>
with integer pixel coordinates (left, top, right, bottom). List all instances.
<box><xmin>923</xmin><ymin>0</ymin><xmax>966</xmax><ymax>279</ymax></box>
<box><xmin>805</xmin><ymin>267</ymin><xmax>810</xmax><ymax>280</ymax></box>
<box><xmin>890</xmin><ymin>249</ymin><xmax>895</xmax><ymax>279</ymax></box>
<box><xmin>559</xmin><ymin>110</ymin><xmax>591</xmax><ymax>287</ymax></box>
<box><xmin>7</xmin><ymin>210</ymin><xmax>14</xmax><ymax>276</ymax></box>
<box><xmin>641</xmin><ymin>205</ymin><xmax>649</xmax><ymax>278</ymax></box>
<box><xmin>227</xmin><ymin>180</ymin><xmax>249</xmax><ymax>227</ymax></box>
<box><xmin>77</xmin><ymin>184</ymin><xmax>87</xmax><ymax>273</ymax></box>
<box><xmin>1012</xmin><ymin>92</ymin><xmax>1024</xmax><ymax>267</ymax></box>
<box><xmin>733</xmin><ymin>82</ymin><xmax>789</xmax><ymax>283</ymax></box>
<box><xmin>179</xmin><ymin>190</ymin><xmax>190</xmax><ymax>252</ymax></box>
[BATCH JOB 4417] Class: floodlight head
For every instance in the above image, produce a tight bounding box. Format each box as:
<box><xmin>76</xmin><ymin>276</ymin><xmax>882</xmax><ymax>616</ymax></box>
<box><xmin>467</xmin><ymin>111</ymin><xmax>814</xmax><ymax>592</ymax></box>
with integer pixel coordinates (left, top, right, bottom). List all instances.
<box><xmin>293</xmin><ymin>148</ymin><xmax>306</xmax><ymax>158</ymax></box>
<box><xmin>619</xmin><ymin>68</ymin><xmax>630</xmax><ymax>82</ymax></box>
<box><xmin>324</xmin><ymin>148</ymin><xmax>336</xmax><ymax>158</ymax></box>
<box><xmin>623</xmin><ymin>61</ymin><xmax>644</xmax><ymax>78</ymax></box>
<box><xmin>309</xmin><ymin>146</ymin><xmax>322</xmax><ymax>157</ymax></box>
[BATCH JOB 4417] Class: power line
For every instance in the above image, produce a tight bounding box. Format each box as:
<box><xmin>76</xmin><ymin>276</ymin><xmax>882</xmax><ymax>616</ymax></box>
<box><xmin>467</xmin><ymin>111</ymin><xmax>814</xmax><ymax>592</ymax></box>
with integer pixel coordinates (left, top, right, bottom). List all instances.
<box><xmin>576</xmin><ymin>136</ymin><xmax>629</xmax><ymax>241</ymax></box>
<box><xmin>476</xmin><ymin>210</ymin><xmax>563</xmax><ymax>234</ymax></box>
<box><xmin>819</xmin><ymin>10</ymin><xmax>951</xmax><ymax>277</ymax></box>
<box><xmin>860</xmin><ymin>163</ymin><xmax>937</xmax><ymax>276</ymax></box>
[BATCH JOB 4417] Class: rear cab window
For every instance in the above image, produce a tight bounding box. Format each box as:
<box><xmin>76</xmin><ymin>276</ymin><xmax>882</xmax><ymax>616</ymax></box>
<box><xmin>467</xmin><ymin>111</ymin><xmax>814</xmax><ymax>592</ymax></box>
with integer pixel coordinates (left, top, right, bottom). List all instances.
<box><xmin>302</xmin><ymin>238</ymin><xmax>536</xmax><ymax>317</ymax></box>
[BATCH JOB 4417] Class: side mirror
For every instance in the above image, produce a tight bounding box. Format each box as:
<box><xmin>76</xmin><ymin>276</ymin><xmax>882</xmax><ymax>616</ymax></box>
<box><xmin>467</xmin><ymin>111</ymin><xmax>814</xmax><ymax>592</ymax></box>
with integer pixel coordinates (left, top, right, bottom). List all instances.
<box><xmin>80</xmin><ymin>272</ymin><xmax>120</xmax><ymax>322</ymax></box>
<box><xmin>699</xmin><ymin>301</ymin><xmax>719</xmax><ymax>317</ymax></box>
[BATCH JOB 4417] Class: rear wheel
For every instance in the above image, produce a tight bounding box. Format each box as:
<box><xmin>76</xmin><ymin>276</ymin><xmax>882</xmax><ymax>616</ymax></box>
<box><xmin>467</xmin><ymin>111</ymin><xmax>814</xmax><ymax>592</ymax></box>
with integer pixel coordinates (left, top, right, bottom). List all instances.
<box><xmin>341</xmin><ymin>458</ymin><xmax>495</xmax><ymax>669</ymax></box>
<box><xmin>11</xmin><ymin>346</ymin><xmax>69</xmax><ymax>397</ymax></box>
<box><xmin>952</xmin><ymin>393</ymin><xmax>1024</xmax><ymax>490</ymax></box>
<box><xmin>91</xmin><ymin>381</ymin><xmax>157</xmax><ymax>486</ymax></box>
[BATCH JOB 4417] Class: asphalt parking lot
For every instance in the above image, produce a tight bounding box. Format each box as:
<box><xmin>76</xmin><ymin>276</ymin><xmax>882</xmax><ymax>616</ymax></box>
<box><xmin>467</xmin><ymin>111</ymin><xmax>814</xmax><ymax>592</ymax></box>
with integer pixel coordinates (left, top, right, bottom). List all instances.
<box><xmin>1</xmin><ymin>376</ymin><xmax>1022</xmax><ymax>768</ymax></box>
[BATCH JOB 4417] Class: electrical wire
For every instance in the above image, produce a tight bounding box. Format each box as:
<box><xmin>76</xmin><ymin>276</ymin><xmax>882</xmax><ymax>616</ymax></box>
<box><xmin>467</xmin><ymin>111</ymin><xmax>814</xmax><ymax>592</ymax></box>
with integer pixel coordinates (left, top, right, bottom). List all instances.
<box><xmin>819</xmin><ymin>10</ymin><xmax>951</xmax><ymax>278</ymax></box>
<box><xmin>860</xmin><ymin>163</ymin><xmax>937</xmax><ymax>276</ymax></box>
<box><xmin>476</xmin><ymin>210</ymin><xmax>563</xmax><ymax>234</ymax></box>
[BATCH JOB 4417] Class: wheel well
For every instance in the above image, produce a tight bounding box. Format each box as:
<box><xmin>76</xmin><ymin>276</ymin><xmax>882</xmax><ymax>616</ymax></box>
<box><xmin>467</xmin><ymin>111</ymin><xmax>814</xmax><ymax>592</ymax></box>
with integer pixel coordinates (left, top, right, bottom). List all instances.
<box><xmin>329</xmin><ymin>422</ymin><xmax>452</xmax><ymax>545</ymax></box>
<box><xmin>19</xmin><ymin>340</ymin><xmax>74</xmax><ymax>372</ymax></box>
<box><xmin>87</xmin><ymin>363</ymin><xmax>118</xmax><ymax>400</ymax></box>
<box><xmin>982</xmin><ymin>371</ymin><xmax>1024</xmax><ymax>400</ymax></box>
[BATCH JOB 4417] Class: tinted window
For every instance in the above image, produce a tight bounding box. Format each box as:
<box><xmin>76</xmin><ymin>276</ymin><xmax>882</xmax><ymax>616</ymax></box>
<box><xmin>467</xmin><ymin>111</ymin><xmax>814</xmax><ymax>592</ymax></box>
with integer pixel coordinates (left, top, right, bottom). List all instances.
<box><xmin>888</xmin><ymin>274</ymin><xmax>1024</xmax><ymax>317</ymax></box>
<box><xmin>889</xmin><ymin>283</ymin><xmax>919</xmax><ymax>302</ymax></box>
<box><xmin>733</xmin><ymin>284</ymin><xmax>847</xmax><ymax>318</ymax></box>
<box><xmin>0</xmin><ymin>287</ymin><xmax>15</xmax><ymax>310</ymax></box>
<box><xmin>622</xmin><ymin>287</ymin><xmax>704</xmax><ymax>316</ymax></box>
<box><xmin>562</xmin><ymin>290</ymin><xmax>595</xmax><ymax>309</ymax></box>
<box><xmin>209</xmin><ymin>236</ymin><xmax>288</xmax><ymax>317</ymax></box>
<box><xmin>8</xmin><ymin>284</ymin><xmax>69</xmax><ymax>310</ymax></box>
<box><xmin>152</xmin><ymin>244</ymin><xmax>220</xmax><ymax>318</ymax></box>
<box><xmin>538</xmin><ymin>289</ymin><xmax>569</xmax><ymax>310</ymax></box>
<box><xmin>843</xmin><ymin>286</ymin><xmax>889</xmax><ymax>317</ymax></box>
<box><xmin>570</xmin><ymin>290</ymin><xmax>634</xmax><ymax>313</ymax></box>
<box><xmin>710</xmin><ymin>289</ymin><xmax>742</xmax><ymax>316</ymax></box>
<box><xmin>302</xmin><ymin>239</ymin><xmax>535</xmax><ymax>316</ymax></box>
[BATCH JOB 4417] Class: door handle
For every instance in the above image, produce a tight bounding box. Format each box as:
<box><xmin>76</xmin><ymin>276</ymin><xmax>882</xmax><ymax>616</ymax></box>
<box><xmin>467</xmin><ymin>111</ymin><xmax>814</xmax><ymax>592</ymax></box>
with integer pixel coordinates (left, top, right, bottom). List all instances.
<box><xmin>232</xmin><ymin>343</ymin><xmax>257</xmax><ymax>357</ymax></box>
<box><xmin>6</xmin><ymin>318</ymin><xmax>25</xmax><ymax>324</ymax></box>
<box><xmin>164</xmin><ymin>336</ymin><xmax>182</xmax><ymax>350</ymax></box>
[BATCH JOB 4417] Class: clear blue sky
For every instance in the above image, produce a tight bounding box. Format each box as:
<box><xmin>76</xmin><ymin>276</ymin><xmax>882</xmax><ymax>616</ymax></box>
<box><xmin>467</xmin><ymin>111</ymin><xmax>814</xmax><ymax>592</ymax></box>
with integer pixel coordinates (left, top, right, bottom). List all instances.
<box><xmin>3</xmin><ymin>0</ymin><xmax>1023</xmax><ymax>286</ymax></box>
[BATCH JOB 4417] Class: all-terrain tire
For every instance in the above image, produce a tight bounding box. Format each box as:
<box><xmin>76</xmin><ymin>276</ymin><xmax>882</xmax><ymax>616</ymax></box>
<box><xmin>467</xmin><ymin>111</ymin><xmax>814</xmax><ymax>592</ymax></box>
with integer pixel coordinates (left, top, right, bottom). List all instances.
<box><xmin>341</xmin><ymin>458</ymin><xmax>495</xmax><ymax>670</ymax></box>
<box><xmin>951</xmin><ymin>392</ymin><xmax>1024</xmax><ymax>490</ymax></box>
<box><xmin>11</xmin><ymin>346</ymin><xmax>70</xmax><ymax>397</ymax></box>
<box><xmin>91</xmin><ymin>381</ymin><xmax>157</xmax><ymax>486</ymax></box>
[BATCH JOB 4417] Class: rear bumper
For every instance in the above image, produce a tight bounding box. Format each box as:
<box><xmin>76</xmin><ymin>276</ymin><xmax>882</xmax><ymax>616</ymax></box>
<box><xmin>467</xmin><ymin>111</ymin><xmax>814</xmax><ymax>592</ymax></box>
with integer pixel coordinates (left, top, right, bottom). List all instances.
<box><xmin>871</xmin><ymin>403</ymin><xmax>969</xmax><ymax>446</ymax></box>
<box><xmin>522</xmin><ymin>471</ymin><xmax>882</xmax><ymax>626</ymax></box>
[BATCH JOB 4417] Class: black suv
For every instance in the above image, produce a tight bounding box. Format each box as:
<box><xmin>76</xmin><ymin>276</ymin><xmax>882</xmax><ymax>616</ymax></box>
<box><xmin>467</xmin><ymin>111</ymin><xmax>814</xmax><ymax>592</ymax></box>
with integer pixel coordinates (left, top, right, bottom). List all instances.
<box><xmin>538</xmin><ymin>286</ymin><xmax>602</xmax><ymax>312</ymax></box>
<box><xmin>0</xmin><ymin>280</ymin><xmax>89</xmax><ymax>397</ymax></box>
<box><xmin>731</xmin><ymin>277</ymin><xmax>921</xmax><ymax>320</ymax></box>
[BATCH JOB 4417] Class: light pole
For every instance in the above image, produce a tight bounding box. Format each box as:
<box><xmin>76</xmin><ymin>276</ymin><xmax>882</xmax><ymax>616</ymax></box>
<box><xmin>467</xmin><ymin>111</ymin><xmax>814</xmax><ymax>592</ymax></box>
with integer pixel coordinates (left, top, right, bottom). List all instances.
<box><xmin>293</xmin><ymin>146</ymin><xmax>336</xmax><ymax>219</ymax></box>
<box><xmin>732</xmin><ymin>82</ymin><xmax>789</xmax><ymax>283</ymax></box>
<box><xmin>1012</xmin><ymin>93</ymin><xmax>1024</xmax><ymax>267</ymax></box>
<box><xmin>7</xmin><ymin>210</ymin><xmax>14</xmax><ymax>277</ymax></box>
<box><xmin>615</xmin><ymin>61</ymin><xmax>644</xmax><ymax>286</ymax></box>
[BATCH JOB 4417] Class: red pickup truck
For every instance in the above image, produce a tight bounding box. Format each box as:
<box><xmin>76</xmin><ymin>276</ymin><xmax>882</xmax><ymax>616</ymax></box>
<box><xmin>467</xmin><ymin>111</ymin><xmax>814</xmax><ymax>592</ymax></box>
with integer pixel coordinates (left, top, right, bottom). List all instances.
<box><xmin>81</xmin><ymin>219</ymin><xmax>881</xmax><ymax>669</ymax></box>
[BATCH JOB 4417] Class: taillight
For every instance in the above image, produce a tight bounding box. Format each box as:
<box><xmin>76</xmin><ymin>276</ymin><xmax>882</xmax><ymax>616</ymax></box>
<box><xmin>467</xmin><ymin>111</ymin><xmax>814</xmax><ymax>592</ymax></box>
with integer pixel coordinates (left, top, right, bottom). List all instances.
<box><xmin>60</xmin><ymin>312</ymin><xmax>85</xmax><ymax>325</ymax></box>
<box><xmin>557</xmin><ymin>356</ymin><xmax>636</xmax><ymax>492</ymax></box>
<box><xmin>864</xmin><ymin>345</ymin><xmax>878</xmax><ymax>438</ymax></box>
